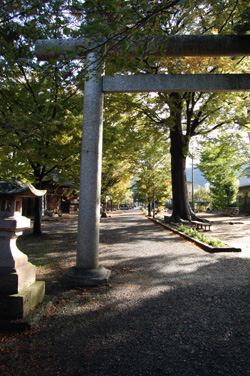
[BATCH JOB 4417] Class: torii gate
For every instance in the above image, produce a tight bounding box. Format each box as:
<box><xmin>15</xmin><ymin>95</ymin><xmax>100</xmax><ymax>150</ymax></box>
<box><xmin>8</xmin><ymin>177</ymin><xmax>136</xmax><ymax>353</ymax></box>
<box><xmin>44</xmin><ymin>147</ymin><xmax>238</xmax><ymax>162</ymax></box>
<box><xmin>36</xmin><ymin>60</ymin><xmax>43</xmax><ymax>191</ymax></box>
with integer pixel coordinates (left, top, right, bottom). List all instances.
<box><xmin>36</xmin><ymin>35</ymin><xmax>250</xmax><ymax>286</ymax></box>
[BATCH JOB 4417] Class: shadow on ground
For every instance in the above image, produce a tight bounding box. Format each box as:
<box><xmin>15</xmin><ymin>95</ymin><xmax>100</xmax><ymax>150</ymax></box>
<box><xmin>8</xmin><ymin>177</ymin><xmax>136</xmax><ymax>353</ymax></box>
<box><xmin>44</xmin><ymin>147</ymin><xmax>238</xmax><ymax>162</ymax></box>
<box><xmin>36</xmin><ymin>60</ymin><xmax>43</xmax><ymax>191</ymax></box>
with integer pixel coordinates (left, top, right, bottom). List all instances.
<box><xmin>3</xmin><ymin>211</ymin><xmax>248</xmax><ymax>376</ymax></box>
<box><xmin>1</xmin><ymin>257</ymin><xmax>249</xmax><ymax>376</ymax></box>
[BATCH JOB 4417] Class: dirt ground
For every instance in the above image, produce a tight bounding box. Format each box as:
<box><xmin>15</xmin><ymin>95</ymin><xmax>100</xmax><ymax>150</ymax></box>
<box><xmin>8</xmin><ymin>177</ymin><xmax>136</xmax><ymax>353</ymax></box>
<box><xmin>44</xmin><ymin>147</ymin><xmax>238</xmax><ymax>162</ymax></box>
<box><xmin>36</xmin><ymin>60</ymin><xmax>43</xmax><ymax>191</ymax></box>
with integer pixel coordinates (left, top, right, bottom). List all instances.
<box><xmin>0</xmin><ymin>209</ymin><xmax>249</xmax><ymax>376</ymax></box>
<box><xmin>196</xmin><ymin>212</ymin><xmax>250</xmax><ymax>256</ymax></box>
<box><xmin>157</xmin><ymin>210</ymin><xmax>250</xmax><ymax>257</ymax></box>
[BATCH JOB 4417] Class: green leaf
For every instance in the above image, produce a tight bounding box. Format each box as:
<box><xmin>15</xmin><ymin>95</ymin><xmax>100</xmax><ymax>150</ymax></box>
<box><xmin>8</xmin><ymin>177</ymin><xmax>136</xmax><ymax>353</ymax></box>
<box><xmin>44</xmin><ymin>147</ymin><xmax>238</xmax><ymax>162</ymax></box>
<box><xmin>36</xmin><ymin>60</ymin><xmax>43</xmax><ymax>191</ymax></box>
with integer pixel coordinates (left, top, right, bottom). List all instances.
<box><xmin>121</xmin><ymin>39</ymin><xmax>128</xmax><ymax>52</ymax></box>
<box><xmin>63</xmin><ymin>27</ymin><xmax>71</xmax><ymax>36</ymax></box>
<box><xmin>135</xmin><ymin>45</ymin><xmax>143</xmax><ymax>56</ymax></box>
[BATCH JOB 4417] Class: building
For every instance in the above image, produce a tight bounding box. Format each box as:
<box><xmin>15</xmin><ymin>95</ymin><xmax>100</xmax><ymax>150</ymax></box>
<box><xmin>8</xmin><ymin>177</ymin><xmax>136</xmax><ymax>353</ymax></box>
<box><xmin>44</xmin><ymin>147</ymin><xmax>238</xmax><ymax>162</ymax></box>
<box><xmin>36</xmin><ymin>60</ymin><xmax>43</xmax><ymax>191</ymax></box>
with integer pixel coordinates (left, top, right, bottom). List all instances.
<box><xmin>238</xmin><ymin>182</ymin><xmax>250</xmax><ymax>213</ymax></box>
<box><xmin>22</xmin><ymin>180</ymin><xmax>79</xmax><ymax>218</ymax></box>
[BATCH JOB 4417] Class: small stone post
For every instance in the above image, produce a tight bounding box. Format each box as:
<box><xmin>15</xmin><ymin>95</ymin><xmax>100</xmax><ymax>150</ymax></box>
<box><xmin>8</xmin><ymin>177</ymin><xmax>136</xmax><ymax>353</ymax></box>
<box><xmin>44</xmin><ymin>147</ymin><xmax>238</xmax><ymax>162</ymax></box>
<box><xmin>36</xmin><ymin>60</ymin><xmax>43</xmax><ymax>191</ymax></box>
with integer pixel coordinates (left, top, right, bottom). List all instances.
<box><xmin>64</xmin><ymin>52</ymin><xmax>110</xmax><ymax>286</ymax></box>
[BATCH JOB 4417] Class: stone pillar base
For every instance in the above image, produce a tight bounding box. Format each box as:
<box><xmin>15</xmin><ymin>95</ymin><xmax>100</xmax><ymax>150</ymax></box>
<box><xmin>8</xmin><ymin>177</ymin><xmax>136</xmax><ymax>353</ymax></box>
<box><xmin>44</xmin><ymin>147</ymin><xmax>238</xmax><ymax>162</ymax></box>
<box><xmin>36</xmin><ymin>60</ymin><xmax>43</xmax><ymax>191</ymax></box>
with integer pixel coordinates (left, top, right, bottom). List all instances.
<box><xmin>0</xmin><ymin>281</ymin><xmax>45</xmax><ymax>319</ymax></box>
<box><xmin>63</xmin><ymin>266</ymin><xmax>110</xmax><ymax>287</ymax></box>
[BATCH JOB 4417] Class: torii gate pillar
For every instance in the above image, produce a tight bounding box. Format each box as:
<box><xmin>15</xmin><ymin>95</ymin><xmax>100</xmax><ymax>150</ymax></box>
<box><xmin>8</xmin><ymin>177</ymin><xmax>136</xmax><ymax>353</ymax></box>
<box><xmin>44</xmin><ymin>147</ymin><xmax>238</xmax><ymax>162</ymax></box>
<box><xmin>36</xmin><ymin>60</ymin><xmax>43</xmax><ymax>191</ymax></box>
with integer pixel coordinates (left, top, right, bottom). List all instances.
<box><xmin>64</xmin><ymin>52</ymin><xmax>110</xmax><ymax>286</ymax></box>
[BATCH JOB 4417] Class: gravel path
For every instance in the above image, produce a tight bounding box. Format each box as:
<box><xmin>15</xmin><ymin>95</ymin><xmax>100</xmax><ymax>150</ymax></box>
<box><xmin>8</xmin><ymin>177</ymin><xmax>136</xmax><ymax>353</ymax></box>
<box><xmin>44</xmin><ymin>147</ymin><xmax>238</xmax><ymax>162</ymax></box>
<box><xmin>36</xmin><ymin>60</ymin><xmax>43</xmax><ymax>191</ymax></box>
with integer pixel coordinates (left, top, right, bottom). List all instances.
<box><xmin>1</xmin><ymin>209</ymin><xmax>250</xmax><ymax>375</ymax></box>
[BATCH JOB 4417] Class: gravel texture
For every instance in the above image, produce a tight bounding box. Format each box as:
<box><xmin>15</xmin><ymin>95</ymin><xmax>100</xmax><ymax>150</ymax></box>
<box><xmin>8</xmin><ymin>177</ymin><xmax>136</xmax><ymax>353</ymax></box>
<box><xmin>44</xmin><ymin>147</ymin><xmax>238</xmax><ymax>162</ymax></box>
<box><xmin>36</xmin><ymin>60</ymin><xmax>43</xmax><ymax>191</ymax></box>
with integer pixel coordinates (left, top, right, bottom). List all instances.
<box><xmin>0</xmin><ymin>209</ymin><xmax>249</xmax><ymax>375</ymax></box>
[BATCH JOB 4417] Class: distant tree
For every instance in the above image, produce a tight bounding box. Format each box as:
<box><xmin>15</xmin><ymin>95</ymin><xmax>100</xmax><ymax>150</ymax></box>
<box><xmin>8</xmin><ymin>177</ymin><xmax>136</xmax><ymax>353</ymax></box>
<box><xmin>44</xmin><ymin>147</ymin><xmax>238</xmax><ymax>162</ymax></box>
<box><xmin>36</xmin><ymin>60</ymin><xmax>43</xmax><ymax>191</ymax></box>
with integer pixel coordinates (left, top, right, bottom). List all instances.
<box><xmin>102</xmin><ymin>93</ymin><xmax>172</xmax><ymax>213</ymax></box>
<box><xmin>132</xmin><ymin>137</ymin><xmax>171</xmax><ymax>216</ymax></box>
<box><xmin>101</xmin><ymin>158</ymin><xmax>133</xmax><ymax>210</ymax></box>
<box><xmin>194</xmin><ymin>187</ymin><xmax>211</xmax><ymax>212</ymax></box>
<box><xmin>199</xmin><ymin>129</ymin><xmax>250</xmax><ymax>209</ymax></box>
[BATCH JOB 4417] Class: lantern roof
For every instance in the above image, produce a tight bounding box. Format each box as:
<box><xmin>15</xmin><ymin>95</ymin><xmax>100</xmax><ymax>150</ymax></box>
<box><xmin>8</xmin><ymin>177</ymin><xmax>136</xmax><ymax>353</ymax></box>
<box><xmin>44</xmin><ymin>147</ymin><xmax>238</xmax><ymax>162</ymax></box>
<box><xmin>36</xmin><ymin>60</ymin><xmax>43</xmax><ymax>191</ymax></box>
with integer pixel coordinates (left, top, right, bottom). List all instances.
<box><xmin>0</xmin><ymin>181</ymin><xmax>46</xmax><ymax>197</ymax></box>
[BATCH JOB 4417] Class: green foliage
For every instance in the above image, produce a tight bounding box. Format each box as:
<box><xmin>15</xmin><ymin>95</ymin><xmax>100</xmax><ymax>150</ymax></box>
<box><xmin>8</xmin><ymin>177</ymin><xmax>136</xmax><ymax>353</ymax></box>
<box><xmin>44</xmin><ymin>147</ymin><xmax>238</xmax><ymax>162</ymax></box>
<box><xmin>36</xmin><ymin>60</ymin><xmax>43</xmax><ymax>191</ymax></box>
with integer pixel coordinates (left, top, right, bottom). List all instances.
<box><xmin>233</xmin><ymin>5</ymin><xmax>250</xmax><ymax>34</ymax></box>
<box><xmin>76</xmin><ymin>0</ymin><xmax>183</xmax><ymax>54</ymax></box>
<box><xmin>0</xmin><ymin>1</ymin><xmax>83</xmax><ymax>187</ymax></box>
<box><xmin>98</xmin><ymin>0</ymin><xmax>250</xmax><ymax>221</ymax></box>
<box><xmin>194</xmin><ymin>187</ymin><xmax>211</xmax><ymax>202</ymax></box>
<box><xmin>101</xmin><ymin>93</ymin><xmax>147</xmax><ymax>203</ymax></box>
<box><xmin>102</xmin><ymin>92</ymin><xmax>173</xmax><ymax>204</ymax></box>
<box><xmin>1</xmin><ymin>0</ymin><xmax>250</xmax><ymax>226</ymax></box>
<box><xmin>194</xmin><ymin>186</ymin><xmax>211</xmax><ymax>211</ymax></box>
<box><xmin>199</xmin><ymin>129</ymin><xmax>250</xmax><ymax>209</ymax></box>
<box><xmin>132</xmin><ymin>134</ymin><xmax>172</xmax><ymax>206</ymax></box>
<box><xmin>178</xmin><ymin>224</ymin><xmax>226</xmax><ymax>247</ymax></box>
<box><xmin>210</xmin><ymin>180</ymin><xmax>239</xmax><ymax>210</ymax></box>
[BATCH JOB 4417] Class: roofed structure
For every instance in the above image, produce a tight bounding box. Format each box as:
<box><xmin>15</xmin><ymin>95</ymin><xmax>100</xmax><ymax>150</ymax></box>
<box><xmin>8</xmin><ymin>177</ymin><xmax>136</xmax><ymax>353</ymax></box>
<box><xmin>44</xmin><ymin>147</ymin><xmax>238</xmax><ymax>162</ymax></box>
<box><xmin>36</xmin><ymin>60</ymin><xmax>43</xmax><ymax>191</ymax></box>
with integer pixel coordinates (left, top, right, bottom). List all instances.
<box><xmin>0</xmin><ymin>180</ymin><xmax>46</xmax><ymax>197</ymax></box>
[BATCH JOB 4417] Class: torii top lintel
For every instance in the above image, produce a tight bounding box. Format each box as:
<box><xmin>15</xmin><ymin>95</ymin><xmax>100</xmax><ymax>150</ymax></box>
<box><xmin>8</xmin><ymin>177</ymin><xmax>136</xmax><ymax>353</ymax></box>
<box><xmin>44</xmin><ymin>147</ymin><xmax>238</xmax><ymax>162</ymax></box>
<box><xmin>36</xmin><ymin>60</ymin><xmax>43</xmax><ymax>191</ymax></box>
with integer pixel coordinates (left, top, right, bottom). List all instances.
<box><xmin>35</xmin><ymin>35</ymin><xmax>250</xmax><ymax>61</ymax></box>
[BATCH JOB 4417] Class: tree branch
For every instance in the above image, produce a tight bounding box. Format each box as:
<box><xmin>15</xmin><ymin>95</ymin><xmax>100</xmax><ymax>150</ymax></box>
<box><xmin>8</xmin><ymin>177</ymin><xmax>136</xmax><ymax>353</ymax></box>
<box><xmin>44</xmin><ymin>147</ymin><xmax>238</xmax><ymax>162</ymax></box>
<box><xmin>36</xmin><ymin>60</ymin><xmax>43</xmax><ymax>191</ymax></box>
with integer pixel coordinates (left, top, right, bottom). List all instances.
<box><xmin>198</xmin><ymin>121</ymin><xmax>230</xmax><ymax>136</ymax></box>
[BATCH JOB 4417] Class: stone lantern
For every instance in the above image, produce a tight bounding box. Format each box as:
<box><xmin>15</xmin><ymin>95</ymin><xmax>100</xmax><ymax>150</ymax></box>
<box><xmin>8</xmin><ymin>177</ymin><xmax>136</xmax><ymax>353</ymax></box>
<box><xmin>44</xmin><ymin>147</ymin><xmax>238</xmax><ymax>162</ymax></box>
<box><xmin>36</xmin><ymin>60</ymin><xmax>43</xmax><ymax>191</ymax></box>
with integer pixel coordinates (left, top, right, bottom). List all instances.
<box><xmin>0</xmin><ymin>181</ymin><xmax>46</xmax><ymax>319</ymax></box>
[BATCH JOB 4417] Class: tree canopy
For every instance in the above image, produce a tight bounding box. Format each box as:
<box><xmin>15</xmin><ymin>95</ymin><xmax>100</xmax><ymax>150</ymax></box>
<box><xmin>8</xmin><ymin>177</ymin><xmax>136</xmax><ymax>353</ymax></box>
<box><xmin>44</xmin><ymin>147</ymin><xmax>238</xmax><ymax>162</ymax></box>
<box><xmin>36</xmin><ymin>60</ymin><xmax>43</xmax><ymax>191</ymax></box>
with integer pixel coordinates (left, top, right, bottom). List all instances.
<box><xmin>1</xmin><ymin>0</ymin><xmax>250</xmax><ymax>229</ymax></box>
<box><xmin>0</xmin><ymin>0</ymin><xmax>85</xmax><ymax>233</ymax></box>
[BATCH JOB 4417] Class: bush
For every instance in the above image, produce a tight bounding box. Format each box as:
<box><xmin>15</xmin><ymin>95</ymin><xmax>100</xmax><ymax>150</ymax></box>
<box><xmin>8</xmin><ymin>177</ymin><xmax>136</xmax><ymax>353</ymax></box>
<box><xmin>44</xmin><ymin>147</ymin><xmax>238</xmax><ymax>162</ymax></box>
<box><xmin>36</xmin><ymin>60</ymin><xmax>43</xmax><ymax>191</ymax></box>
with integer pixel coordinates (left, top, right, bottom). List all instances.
<box><xmin>228</xmin><ymin>201</ymin><xmax>239</xmax><ymax>208</ymax></box>
<box><xmin>178</xmin><ymin>225</ymin><xmax>225</xmax><ymax>247</ymax></box>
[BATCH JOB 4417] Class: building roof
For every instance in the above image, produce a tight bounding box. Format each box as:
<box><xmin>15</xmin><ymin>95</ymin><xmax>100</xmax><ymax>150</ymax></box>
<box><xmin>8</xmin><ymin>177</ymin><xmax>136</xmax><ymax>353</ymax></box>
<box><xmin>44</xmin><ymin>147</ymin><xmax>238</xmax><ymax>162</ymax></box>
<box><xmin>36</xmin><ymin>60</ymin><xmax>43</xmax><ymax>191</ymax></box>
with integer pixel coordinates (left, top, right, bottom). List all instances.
<box><xmin>0</xmin><ymin>181</ymin><xmax>46</xmax><ymax>197</ymax></box>
<box><xmin>239</xmin><ymin>183</ymin><xmax>250</xmax><ymax>190</ymax></box>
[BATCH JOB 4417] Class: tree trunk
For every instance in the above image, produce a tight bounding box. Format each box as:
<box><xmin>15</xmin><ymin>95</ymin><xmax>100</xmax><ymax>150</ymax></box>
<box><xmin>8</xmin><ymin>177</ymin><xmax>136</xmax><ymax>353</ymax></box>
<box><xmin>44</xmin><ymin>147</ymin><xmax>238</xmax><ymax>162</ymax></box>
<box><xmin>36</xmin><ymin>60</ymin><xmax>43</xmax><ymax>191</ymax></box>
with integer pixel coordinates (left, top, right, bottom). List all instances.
<box><xmin>101</xmin><ymin>200</ymin><xmax>108</xmax><ymax>218</ymax></box>
<box><xmin>148</xmin><ymin>202</ymin><xmax>151</xmax><ymax>217</ymax></box>
<box><xmin>165</xmin><ymin>93</ymin><xmax>205</xmax><ymax>224</ymax></box>
<box><xmin>169</xmin><ymin>128</ymin><xmax>193</xmax><ymax>222</ymax></box>
<box><xmin>33</xmin><ymin>196</ymin><xmax>42</xmax><ymax>235</ymax></box>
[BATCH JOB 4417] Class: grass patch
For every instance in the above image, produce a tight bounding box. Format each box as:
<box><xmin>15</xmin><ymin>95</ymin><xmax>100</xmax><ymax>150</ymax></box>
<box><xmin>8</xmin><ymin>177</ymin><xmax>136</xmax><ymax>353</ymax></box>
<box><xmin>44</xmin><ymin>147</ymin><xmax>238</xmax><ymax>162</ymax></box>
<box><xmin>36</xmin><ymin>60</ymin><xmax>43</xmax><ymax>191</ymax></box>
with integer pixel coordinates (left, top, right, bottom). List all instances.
<box><xmin>178</xmin><ymin>224</ymin><xmax>227</xmax><ymax>247</ymax></box>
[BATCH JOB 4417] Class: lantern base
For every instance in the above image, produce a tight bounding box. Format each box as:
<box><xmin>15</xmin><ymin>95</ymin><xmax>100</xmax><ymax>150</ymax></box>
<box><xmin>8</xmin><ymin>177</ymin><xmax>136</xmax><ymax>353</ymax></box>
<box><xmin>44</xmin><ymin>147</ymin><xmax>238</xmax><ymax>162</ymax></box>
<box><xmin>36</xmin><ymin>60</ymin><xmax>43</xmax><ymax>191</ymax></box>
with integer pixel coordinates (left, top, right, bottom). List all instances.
<box><xmin>0</xmin><ymin>281</ymin><xmax>45</xmax><ymax>319</ymax></box>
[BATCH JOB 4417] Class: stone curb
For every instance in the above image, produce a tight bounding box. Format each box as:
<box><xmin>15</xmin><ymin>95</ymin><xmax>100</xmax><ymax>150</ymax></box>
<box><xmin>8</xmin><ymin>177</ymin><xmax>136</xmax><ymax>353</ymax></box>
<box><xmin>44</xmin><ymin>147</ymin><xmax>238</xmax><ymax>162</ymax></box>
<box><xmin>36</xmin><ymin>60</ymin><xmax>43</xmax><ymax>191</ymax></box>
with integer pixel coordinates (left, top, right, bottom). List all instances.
<box><xmin>147</xmin><ymin>217</ymin><xmax>242</xmax><ymax>253</ymax></box>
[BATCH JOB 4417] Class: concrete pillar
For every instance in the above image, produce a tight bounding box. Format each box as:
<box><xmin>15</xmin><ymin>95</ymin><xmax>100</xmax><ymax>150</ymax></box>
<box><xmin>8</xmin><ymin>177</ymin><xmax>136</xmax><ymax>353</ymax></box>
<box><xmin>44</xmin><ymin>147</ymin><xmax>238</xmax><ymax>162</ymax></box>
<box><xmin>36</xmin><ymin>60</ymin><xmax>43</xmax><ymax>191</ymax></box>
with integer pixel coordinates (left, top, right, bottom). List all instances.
<box><xmin>64</xmin><ymin>52</ymin><xmax>110</xmax><ymax>286</ymax></box>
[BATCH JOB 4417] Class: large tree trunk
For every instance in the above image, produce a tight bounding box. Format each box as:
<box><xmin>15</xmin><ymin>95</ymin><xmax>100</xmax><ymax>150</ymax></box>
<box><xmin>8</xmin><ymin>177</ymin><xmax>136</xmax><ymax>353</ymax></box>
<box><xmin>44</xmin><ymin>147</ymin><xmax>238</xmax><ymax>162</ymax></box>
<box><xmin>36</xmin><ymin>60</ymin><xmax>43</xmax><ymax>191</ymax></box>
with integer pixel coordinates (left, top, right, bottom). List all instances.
<box><xmin>165</xmin><ymin>93</ymin><xmax>204</xmax><ymax>224</ymax></box>
<box><xmin>169</xmin><ymin>128</ymin><xmax>193</xmax><ymax>222</ymax></box>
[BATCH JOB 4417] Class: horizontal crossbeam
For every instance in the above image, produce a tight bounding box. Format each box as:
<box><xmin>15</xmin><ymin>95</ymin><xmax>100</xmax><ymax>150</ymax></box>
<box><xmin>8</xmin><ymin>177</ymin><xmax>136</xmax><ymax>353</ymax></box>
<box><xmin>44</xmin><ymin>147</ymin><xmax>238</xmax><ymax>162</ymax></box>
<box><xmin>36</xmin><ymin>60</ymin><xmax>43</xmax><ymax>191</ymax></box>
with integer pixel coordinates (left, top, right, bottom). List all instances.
<box><xmin>102</xmin><ymin>74</ymin><xmax>250</xmax><ymax>93</ymax></box>
<box><xmin>35</xmin><ymin>35</ymin><xmax>250</xmax><ymax>61</ymax></box>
